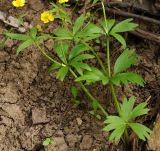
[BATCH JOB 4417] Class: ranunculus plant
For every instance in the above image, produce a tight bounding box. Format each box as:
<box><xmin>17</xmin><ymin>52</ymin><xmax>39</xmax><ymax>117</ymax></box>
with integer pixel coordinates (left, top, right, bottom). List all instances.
<box><xmin>5</xmin><ymin>0</ymin><xmax>151</xmax><ymax>149</ymax></box>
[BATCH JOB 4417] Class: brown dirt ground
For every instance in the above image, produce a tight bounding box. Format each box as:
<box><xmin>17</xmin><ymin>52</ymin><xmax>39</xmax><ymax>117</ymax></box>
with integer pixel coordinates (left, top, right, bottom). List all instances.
<box><xmin>0</xmin><ymin>0</ymin><xmax>160</xmax><ymax>151</ymax></box>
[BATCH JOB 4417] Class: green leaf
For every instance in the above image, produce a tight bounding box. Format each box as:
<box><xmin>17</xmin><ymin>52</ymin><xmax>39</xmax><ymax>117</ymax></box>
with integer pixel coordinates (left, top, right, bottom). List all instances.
<box><xmin>103</xmin><ymin>116</ymin><xmax>126</xmax><ymax>141</ymax></box>
<box><xmin>70</xmin><ymin>54</ymin><xmax>95</xmax><ymax>62</ymax></box>
<box><xmin>129</xmin><ymin>123</ymin><xmax>151</xmax><ymax>141</ymax></box>
<box><xmin>111</xmin><ymin>72</ymin><xmax>145</xmax><ymax>87</ymax></box>
<box><xmin>104</xmin><ymin>116</ymin><xmax>125</xmax><ymax>131</ymax></box>
<box><xmin>111</xmin><ymin>18</ymin><xmax>138</xmax><ymax>34</ymax></box>
<box><xmin>109</xmin><ymin>125</ymin><xmax>126</xmax><ymax>141</ymax></box>
<box><xmin>76</xmin><ymin>68</ymin><xmax>109</xmax><ymax>85</ymax></box>
<box><xmin>54</xmin><ymin>42</ymin><xmax>69</xmax><ymax>63</ymax></box>
<box><xmin>73</xmin><ymin>14</ymin><xmax>85</xmax><ymax>34</ymax></box>
<box><xmin>70</xmin><ymin>61</ymin><xmax>91</xmax><ymax>74</ymax></box>
<box><xmin>76</xmin><ymin>23</ymin><xmax>103</xmax><ymax>41</ymax></box>
<box><xmin>93</xmin><ymin>0</ymin><xmax>100</xmax><ymax>4</ymax></box>
<box><xmin>120</xmin><ymin>97</ymin><xmax>135</xmax><ymax>121</ymax></box>
<box><xmin>114</xmin><ymin>48</ymin><xmax>138</xmax><ymax>74</ymax></box>
<box><xmin>104</xmin><ymin>97</ymin><xmax>151</xmax><ymax>142</ymax></box>
<box><xmin>16</xmin><ymin>39</ymin><xmax>33</xmax><ymax>54</ymax></box>
<box><xmin>54</xmin><ymin>28</ymin><xmax>73</xmax><ymax>40</ymax></box>
<box><xmin>69</xmin><ymin>44</ymin><xmax>89</xmax><ymax>59</ymax></box>
<box><xmin>92</xmin><ymin>100</ymin><xmax>99</xmax><ymax>112</ymax></box>
<box><xmin>131</xmin><ymin>102</ymin><xmax>149</xmax><ymax>120</ymax></box>
<box><xmin>101</xmin><ymin>19</ymin><xmax>115</xmax><ymax>34</ymax></box>
<box><xmin>56</xmin><ymin>66</ymin><xmax>69</xmax><ymax>81</ymax></box>
<box><xmin>111</xmin><ymin>33</ymin><xmax>126</xmax><ymax>48</ymax></box>
<box><xmin>5</xmin><ymin>32</ymin><xmax>30</xmax><ymax>41</ymax></box>
<box><xmin>48</xmin><ymin>62</ymin><xmax>61</xmax><ymax>73</ymax></box>
<box><xmin>71</xmin><ymin>86</ymin><xmax>78</xmax><ymax>98</ymax></box>
<box><xmin>30</xmin><ymin>28</ymin><xmax>37</xmax><ymax>39</ymax></box>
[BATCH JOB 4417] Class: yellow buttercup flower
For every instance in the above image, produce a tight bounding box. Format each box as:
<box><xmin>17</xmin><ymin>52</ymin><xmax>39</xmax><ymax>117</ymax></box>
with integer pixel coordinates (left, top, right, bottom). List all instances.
<box><xmin>93</xmin><ymin>149</ymin><xmax>97</xmax><ymax>151</ymax></box>
<box><xmin>41</xmin><ymin>11</ymin><xmax>54</xmax><ymax>24</ymax></box>
<box><xmin>12</xmin><ymin>0</ymin><xmax>25</xmax><ymax>7</ymax></box>
<box><xmin>58</xmin><ymin>0</ymin><xmax>69</xmax><ymax>4</ymax></box>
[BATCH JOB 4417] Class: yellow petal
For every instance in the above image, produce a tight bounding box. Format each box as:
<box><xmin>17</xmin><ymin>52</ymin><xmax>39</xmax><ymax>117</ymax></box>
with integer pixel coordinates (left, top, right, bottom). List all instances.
<box><xmin>48</xmin><ymin>14</ymin><xmax>54</xmax><ymax>21</ymax></box>
<box><xmin>12</xmin><ymin>0</ymin><xmax>25</xmax><ymax>7</ymax></box>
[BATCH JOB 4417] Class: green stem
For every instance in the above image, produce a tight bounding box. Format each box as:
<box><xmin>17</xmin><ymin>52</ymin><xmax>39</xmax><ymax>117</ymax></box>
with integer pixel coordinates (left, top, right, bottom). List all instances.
<box><xmin>35</xmin><ymin>42</ymin><xmax>61</xmax><ymax>66</ymax></box>
<box><xmin>69</xmin><ymin>68</ymin><xmax>108</xmax><ymax>117</ymax></box>
<box><xmin>106</xmin><ymin>37</ymin><xmax>111</xmax><ymax>77</ymax></box>
<box><xmin>82</xmin><ymin>41</ymin><xmax>108</xmax><ymax>75</ymax></box>
<box><xmin>101</xmin><ymin>1</ymin><xmax>129</xmax><ymax>145</ymax></box>
<box><xmin>110</xmin><ymin>83</ymin><xmax>121</xmax><ymax>114</ymax></box>
<box><xmin>101</xmin><ymin>0</ymin><xmax>107</xmax><ymax>24</ymax></box>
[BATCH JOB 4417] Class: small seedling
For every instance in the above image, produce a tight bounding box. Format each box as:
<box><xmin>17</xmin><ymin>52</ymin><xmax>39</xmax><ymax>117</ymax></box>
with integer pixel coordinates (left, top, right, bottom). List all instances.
<box><xmin>42</xmin><ymin>138</ymin><xmax>54</xmax><ymax>146</ymax></box>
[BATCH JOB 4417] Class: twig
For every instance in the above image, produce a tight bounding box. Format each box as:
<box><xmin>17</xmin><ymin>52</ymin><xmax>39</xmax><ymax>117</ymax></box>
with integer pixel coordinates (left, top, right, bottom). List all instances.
<box><xmin>130</xmin><ymin>29</ymin><xmax>160</xmax><ymax>44</ymax></box>
<box><xmin>106</xmin><ymin>8</ymin><xmax>160</xmax><ymax>26</ymax></box>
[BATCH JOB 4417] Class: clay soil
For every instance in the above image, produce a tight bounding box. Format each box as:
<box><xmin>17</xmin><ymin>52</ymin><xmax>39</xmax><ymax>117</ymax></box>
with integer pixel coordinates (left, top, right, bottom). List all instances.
<box><xmin>0</xmin><ymin>0</ymin><xmax>160</xmax><ymax>151</ymax></box>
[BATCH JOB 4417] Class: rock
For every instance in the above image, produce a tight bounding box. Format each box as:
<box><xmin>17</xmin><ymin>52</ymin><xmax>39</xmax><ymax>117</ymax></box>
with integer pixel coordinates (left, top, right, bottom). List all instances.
<box><xmin>76</xmin><ymin>117</ymin><xmax>82</xmax><ymax>126</ymax></box>
<box><xmin>66</xmin><ymin>134</ymin><xmax>81</xmax><ymax>147</ymax></box>
<box><xmin>45</xmin><ymin>40</ymin><xmax>54</xmax><ymax>51</ymax></box>
<box><xmin>0</xmin><ymin>83</ymin><xmax>19</xmax><ymax>103</ymax></box>
<box><xmin>32</xmin><ymin>108</ymin><xmax>50</xmax><ymax>125</ymax></box>
<box><xmin>80</xmin><ymin>135</ymin><xmax>93</xmax><ymax>150</ymax></box>
<box><xmin>148</xmin><ymin>114</ymin><xmax>160</xmax><ymax>150</ymax></box>
<box><xmin>5</xmin><ymin>39</ymin><xmax>15</xmax><ymax>48</ymax></box>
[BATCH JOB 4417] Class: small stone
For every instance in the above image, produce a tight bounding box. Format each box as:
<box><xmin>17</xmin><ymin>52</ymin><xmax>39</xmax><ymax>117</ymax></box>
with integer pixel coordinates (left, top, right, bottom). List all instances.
<box><xmin>80</xmin><ymin>135</ymin><xmax>93</xmax><ymax>150</ymax></box>
<box><xmin>76</xmin><ymin>117</ymin><xmax>82</xmax><ymax>126</ymax></box>
<box><xmin>32</xmin><ymin>108</ymin><xmax>49</xmax><ymax>125</ymax></box>
<box><xmin>66</xmin><ymin>134</ymin><xmax>81</xmax><ymax>147</ymax></box>
<box><xmin>45</xmin><ymin>40</ymin><xmax>54</xmax><ymax>51</ymax></box>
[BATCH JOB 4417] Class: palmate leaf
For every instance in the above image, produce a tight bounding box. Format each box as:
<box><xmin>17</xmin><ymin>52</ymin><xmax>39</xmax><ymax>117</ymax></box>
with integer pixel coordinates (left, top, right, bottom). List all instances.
<box><xmin>103</xmin><ymin>97</ymin><xmax>151</xmax><ymax>141</ymax></box>
<box><xmin>111</xmin><ymin>72</ymin><xmax>145</xmax><ymax>87</ymax></box>
<box><xmin>129</xmin><ymin>123</ymin><xmax>151</xmax><ymax>141</ymax></box>
<box><xmin>76</xmin><ymin>68</ymin><xmax>109</xmax><ymax>85</ymax></box>
<box><xmin>110</xmin><ymin>18</ymin><xmax>138</xmax><ymax>34</ymax></box>
<box><xmin>114</xmin><ymin>48</ymin><xmax>138</xmax><ymax>74</ymax></box>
